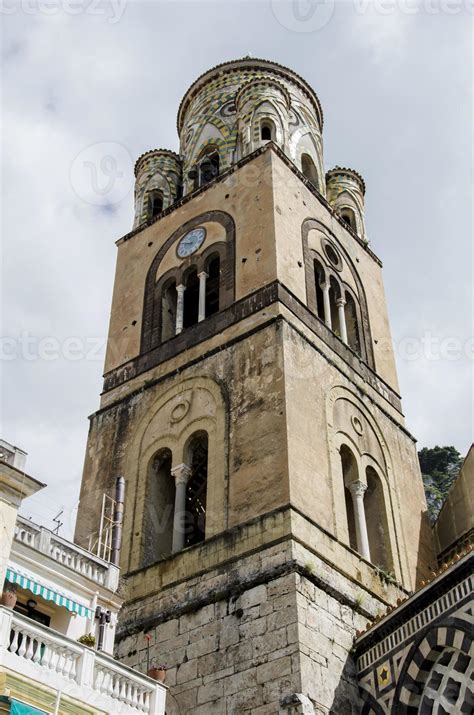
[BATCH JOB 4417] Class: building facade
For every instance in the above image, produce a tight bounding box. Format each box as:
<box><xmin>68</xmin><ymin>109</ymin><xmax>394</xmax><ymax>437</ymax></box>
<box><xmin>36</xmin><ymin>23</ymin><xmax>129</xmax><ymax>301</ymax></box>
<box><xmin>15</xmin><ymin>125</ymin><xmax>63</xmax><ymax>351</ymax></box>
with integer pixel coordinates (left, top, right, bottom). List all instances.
<box><xmin>0</xmin><ymin>443</ymin><xmax>167</xmax><ymax>715</ymax></box>
<box><xmin>74</xmin><ymin>58</ymin><xmax>442</xmax><ymax>713</ymax></box>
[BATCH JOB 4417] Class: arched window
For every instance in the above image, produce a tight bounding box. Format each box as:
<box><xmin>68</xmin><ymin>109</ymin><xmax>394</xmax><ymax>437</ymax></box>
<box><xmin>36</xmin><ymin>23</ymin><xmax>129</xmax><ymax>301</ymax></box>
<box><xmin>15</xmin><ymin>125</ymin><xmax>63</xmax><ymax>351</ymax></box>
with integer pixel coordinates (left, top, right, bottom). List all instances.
<box><xmin>147</xmin><ymin>190</ymin><xmax>163</xmax><ymax>220</ymax></box>
<box><xmin>205</xmin><ymin>254</ymin><xmax>220</xmax><ymax>317</ymax></box>
<box><xmin>185</xmin><ymin>433</ymin><xmax>208</xmax><ymax>547</ymax></box>
<box><xmin>365</xmin><ymin>467</ymin><xmax>392</xmax><ymax>571</ymax></box>
<box><xmin>345</xmin><ymin>291</ymin><xmax>361</xmax><ymax>354</ymax></box>
<box><xmin>314</xmin><ymin>259</ymin><xmax>326</xmax><ymax>322</ymax></box>
<box><xmin>142</xmin><ymin>449</ymin><xmax>175</xmax><ymax>566</ymax></box>
<box><xmin>301</xmin><ymin>154</ymin><xmax>319</xmax><ymax>189</ymax></box>
<box><xmin>199</xmin><ymin>151</ymin><xmax>219</xmax><ymax>187</ymax></box>
<box><xmin>341</xmin><ymin>208</ymin><xmax>357</xmax><ymax>232</ymax></box>
<box><xmin>183</xmin><ymin>269</ymin><xmax>200</xmax><ymax>329</ymax></box>
<box><xmin>341</xmin><ymin>445</ymin><xmax>359</xmax><ymax>552</ymax></box>
<box><xmin>260</xmin><ymin>120</ymin><xmax>275</xmax><ymax>142</ymax></box>
<box><xmin>329</xmin><ymin>276</ymin><xmax>341</xmax><ymax>337</ymax></box>
<box><xmin>161</xmin><ymin>279</ymin><xmax>177</xmax><ymax>342</ymax></box>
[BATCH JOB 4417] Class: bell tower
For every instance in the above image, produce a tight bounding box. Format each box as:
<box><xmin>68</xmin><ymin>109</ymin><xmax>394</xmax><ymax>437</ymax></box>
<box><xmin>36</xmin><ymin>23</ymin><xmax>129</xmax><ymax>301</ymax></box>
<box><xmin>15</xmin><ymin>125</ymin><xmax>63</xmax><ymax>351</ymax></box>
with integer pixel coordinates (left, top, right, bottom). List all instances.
<box><xmin>75</xmin><ymin>58</ymin><xmax>435</xmax><ymax>714</ymax></box>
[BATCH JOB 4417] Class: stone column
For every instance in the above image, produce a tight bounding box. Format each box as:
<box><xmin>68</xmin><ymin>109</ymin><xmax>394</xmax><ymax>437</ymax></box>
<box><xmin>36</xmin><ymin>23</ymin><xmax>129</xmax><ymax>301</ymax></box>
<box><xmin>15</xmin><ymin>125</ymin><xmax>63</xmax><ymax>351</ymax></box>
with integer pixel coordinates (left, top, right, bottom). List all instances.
<box><xmin>349</xmin><ymin>480</ymin><xmax>371</xmax><ymax>561</ymax></box>
<box><xmin>322</xmin><ymin>283</ymin><xmax>332</xmax><ymax>329</ymax></box>
<box><xmin>171</xmin><ymin>463</ymin><xmax>192</xmax><ymax>553</ymax></box>
<box><xmin>175</xmin><ymin>284</ymin><xmax>185</xmax><ymax>335</ymax></box>
<box><xmin>198</xmin><ymin>272</ymin><xmax>208</xmax><ymax>323</ymax></box>
<box><xmin>336</xmin><ymin>297</ymin><xmax>348</xmax><ymax>344</ymax></box>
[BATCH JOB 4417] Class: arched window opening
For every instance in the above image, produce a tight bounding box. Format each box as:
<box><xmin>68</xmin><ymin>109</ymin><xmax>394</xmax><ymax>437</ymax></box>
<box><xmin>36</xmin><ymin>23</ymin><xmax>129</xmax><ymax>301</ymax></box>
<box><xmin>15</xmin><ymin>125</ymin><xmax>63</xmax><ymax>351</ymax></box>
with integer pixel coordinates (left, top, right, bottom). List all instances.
<box><xmin>147</xmin><ymin>190</ymin><xmax>163</xmax><ymax>220</ymax></box>
<box><xmin>185</xmin><ymin>433</ymin><xmax>208</xmax><ymax>548</ymax></box>
<box><xmin>142</xmin><ymin>449</ymin><xmax>175</xmax><ymax>566</ymax></box>
<box><xmin>199</xmin><ymin>151</ymin><xmax>219</xmax><ymax>187</ymax></box>
<box><xmin>345</xmin><ymin>291</ymin><xmax>361</xmax><ymax>354</ymax></box>
<box><xmin>161</xmin><ymin>280</ymin><xmax>177</xmax><ymax>342</ymax></box>
<box><xmin>183</xmin><ymin>269</ymin><xmax>200</xmax><ymax>329</ymax></box>
<box><xmin>260</xmin><ymin>120</ymin><xmax>275</xmax><ymax>142</ymax></box>
<box><xmin>365</xmin><ymin>467</ymin><xmax>392</xmax><ymax>571</ymax></box>
<box><xmin>205</xmin><ymin>255</ymin><xmax>220</xmax><ymax>318</ymax></box>
<box><xmin>340</xmin><ymin>445</ymin><xmax>359</xmax><ymax>552</ymax></box>
<box><xmin>329</xmin><ymin>277</ymin><xmax>341</xmax><ymax>337</ymax></box>
<box><xmin>314</xmin><ymin>259</ymin><xmax>326</xmax><ymax>321</ymax></box>
<box><xmin>301</xmin><ymin>154</ymin><xmax>318</xmax><ymax>189</ymax></box>
<box><xmin>341</xmin><ymin>208</ymin><xmax>357</xmax><ymax>232</ymax></box>
<box><xmin>344</xmin><ymin>487</ymin><xmax>358</xmax><ymax>552</ymax></box>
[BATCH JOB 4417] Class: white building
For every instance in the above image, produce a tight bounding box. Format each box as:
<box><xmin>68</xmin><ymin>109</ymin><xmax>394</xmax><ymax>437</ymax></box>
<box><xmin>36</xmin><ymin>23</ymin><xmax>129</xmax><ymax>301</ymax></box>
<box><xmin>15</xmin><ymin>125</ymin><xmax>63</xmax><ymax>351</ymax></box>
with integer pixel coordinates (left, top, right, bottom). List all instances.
<box><xmin>0</xmin><ymin>441</ymin><xmax>166</xmax><ymax>715</ymax></box>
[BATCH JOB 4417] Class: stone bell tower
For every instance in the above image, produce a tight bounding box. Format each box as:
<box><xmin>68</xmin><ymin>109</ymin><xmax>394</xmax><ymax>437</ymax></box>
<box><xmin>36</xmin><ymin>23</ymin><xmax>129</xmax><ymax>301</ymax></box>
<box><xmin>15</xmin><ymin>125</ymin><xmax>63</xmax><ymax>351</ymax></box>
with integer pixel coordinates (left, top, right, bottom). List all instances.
<box><xmin>75</xmin><ymin>58</ymin><xmax>435</xmax><ymax>714</ymax></box>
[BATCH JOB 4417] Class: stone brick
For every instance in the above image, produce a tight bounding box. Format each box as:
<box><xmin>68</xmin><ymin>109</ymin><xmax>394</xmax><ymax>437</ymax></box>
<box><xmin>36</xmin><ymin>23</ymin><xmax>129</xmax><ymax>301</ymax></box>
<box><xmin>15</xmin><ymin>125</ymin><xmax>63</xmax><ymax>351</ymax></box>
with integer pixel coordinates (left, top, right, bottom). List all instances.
<box><xmin>239</xmin><ymin>584</ymin><xmax>267</xmax><ymax>609</ymax></box>
<box><xmin>226</xmin><ymin>685</ymin><xmax>264</xmax><ymax>713</ymax></box>
<box><xmin>256</xmin><ymin>655</ymin><xmax>292</xmax><ymax>684</ymax></box>
<box><xmin>179</xmin><ymin>604</ymin><xmax>215</xmax><ymax>633</ymax></box>
<box><xmin>252</xmin><ymin>627</ymin><xmax>287</xmax><ymax>658</ymax></box>
<box><xmin>187</xmin><ymin>635</ymin><xmax>219</xmax><ymax>660</ymax></box>
<box><xmin>155</xmin><ymin>618</ymin><xmax>179</xmax><ymax>642</ymax></box>
<box><xmin>197</xmin><ymin>678</ymin><xmax>224</xmax><ymax>704</ymax></box>
<box><xmin>174</xmin><ymin>686</ymin><xmax>198</xmax><ymax>713</ymax></box>
<box><xmin>176</xmin><ymin>658</ymin><xmax>198</xmax><ymax>684</ymax></box>
<box><xmin>224</xmin><ymin>667</ymin><xmax>257</xmax><ymax>695</ymax></box>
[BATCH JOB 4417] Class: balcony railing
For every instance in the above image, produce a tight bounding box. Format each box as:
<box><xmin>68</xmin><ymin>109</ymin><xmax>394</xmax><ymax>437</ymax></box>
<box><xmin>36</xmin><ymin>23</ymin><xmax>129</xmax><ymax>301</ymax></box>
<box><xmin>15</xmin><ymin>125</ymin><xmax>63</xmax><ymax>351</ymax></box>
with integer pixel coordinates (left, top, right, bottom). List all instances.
<box><xmin>0</xmin><ymin>607</ymin><xmax>166</xmax><ymax>714</ymax></box>
<box><xmin>14</xmin><ymin>516</ymin><xmax>119</xmax><ymax>591</ymax></box>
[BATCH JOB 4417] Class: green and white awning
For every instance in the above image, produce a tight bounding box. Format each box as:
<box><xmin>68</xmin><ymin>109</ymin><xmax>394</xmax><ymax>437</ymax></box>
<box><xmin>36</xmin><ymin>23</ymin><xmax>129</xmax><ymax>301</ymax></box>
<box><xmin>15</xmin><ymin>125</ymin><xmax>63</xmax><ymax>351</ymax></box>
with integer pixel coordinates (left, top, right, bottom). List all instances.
<box><xmin>5</xmin><ymin>567</ymin><xmax>93</xmax><ymax>619</ymax></box>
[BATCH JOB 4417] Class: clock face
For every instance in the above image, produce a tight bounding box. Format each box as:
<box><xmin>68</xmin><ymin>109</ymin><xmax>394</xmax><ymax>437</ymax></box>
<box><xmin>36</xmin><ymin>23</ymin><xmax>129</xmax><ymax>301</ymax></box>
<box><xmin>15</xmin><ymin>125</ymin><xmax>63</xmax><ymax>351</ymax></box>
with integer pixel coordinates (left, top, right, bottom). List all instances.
<box><xmin>177</xmin><ymin>227</ymin><xmax>206</xmax><ymax>258</ymax></box>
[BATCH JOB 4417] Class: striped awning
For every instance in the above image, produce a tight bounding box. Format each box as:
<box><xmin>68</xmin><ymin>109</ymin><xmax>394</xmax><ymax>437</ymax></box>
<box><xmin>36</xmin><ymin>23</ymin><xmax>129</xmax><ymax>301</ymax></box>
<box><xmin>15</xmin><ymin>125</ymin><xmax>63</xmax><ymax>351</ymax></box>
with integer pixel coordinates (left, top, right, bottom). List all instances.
<box><xmin>5</xmin><ymin>567</ymin><xmax>93</xmax><ymax>619</ymax></box>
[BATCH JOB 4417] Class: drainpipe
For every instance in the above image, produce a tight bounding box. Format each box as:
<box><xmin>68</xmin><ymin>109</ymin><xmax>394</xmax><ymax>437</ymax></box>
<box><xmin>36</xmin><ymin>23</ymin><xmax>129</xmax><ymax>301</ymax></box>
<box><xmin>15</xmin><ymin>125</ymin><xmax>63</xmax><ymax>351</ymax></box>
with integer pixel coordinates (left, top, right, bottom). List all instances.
<box><xmin>111</xmin><ymin>476</ymin><xmax>125</xmax><ymax>567</ymax></box>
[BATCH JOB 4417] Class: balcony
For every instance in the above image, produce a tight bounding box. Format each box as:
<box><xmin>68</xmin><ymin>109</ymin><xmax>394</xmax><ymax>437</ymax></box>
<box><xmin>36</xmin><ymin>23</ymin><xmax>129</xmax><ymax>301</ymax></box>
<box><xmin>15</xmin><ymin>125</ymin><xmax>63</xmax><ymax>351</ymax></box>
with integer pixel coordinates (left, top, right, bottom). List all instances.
<box><xmin>0</xmin><ymin>607</ymin><xmax>166</xmax><ymax>714</ymax></box>
<box><xmin>14</xmin><ymin>516</ymin><xmax>119</xmax><ymax>591</ymax></box>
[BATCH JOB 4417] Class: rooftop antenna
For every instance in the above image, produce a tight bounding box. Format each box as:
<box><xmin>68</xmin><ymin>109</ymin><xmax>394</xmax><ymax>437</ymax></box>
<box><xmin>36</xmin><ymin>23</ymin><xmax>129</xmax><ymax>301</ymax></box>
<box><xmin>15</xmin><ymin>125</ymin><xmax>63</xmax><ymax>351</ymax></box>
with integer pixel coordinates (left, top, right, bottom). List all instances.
<box><xmin>52</xmin><ymin>509</ymin><xmax>64</xmax><ymax>535</ymax></box>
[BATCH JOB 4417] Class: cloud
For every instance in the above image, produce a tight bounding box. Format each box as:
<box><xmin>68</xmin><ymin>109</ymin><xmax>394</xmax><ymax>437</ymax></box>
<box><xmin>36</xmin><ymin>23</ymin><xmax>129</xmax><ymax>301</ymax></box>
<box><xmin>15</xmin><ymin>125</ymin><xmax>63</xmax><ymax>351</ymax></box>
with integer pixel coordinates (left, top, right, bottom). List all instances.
<box><xmin>1</xmin><ymin>2</ymin><xmax>471</xmax><ymax>540</ymax></box>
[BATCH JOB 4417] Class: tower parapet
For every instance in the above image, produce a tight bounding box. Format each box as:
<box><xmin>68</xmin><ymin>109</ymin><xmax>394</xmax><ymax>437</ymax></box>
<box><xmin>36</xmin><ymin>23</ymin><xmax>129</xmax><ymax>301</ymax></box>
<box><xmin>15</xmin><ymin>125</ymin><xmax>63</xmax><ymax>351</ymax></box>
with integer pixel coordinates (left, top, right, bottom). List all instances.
<box><xmin>133</xmin><ymin>149</ymin><xmax>182</xmax><ymax>228</ymax></box>
<box><xmin>326</xmin><ymin>166</ymin><xmax>367</xmax><ymax>240</ymax></box>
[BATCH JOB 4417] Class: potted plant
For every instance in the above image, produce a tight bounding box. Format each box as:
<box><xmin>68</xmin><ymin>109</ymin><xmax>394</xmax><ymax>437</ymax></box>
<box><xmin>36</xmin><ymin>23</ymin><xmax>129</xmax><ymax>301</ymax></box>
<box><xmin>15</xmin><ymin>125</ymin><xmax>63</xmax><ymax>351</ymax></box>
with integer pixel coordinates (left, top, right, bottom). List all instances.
<box><xmin>2</xmin><ymin>582</ymin><xmax>17</xmax><ymax>609</ymax></box>
<box><xmin>148</xmin><ymin>662</ymin><xmax>167</xmax><ymax>683</ymax></box>
<box><xmin>77</xmin><ymin>633</ymin><xmax>96</xmax><ymax>648</ymax></box>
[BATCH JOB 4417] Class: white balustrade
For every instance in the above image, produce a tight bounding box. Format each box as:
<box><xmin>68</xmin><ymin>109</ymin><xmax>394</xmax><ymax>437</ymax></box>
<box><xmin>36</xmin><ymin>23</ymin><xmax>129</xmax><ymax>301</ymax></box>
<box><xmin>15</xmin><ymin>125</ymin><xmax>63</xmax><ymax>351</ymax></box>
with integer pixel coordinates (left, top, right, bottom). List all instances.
<box><xmin>0</xmin><ymin>607</ymin><xmax>166</xmax><ymax>714</ymax></box>
<box><xmin>13</xmin><ymin>516</ymin><xmax>118</xmax><ymax>590</ymax></box>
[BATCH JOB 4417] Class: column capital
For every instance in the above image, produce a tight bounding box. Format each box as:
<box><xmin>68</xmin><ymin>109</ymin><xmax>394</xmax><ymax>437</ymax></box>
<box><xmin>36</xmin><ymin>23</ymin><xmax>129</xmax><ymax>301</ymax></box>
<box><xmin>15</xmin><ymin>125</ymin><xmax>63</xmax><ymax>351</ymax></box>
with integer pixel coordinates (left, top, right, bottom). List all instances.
<box><xmin>321</xmin><ymin>282</ymin><xmax>330</xmax><ymax>292</ymax></box>
<box><xmin>336</xmin><ymin>296</ymin><xmax>346</xmax><ymax>308</ymax></box>
<box><xmin>349</xmin><ymin>480</ymin><xmax>367</xmax><ymax>499</ymax></box>
<box><xmin>198</xmin><ymin>271</ymin><xmax>208</xmax><ymax>280</ymax></box>
<box><xmin>176</xmin><ymin>283</ymin><xmax>186</xmax><ymax>295</ymax></box>
<box><xmin>171</xmin><ymin>463</ymin><xmax>192</xmax><ymax>485</ymax></box>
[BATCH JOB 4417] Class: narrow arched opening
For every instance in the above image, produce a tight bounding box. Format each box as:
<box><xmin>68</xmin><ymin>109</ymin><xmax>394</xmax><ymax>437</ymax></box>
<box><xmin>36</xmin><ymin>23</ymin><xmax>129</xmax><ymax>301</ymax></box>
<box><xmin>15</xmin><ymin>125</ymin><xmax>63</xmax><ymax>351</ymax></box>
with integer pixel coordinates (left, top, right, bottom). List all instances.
<box><xmin>341</xmin><ymin>207</ymin><xmax>357</xmax><ymax>232</ymax></box>
<box><xmin>365</xmin><ymin>466</ymin><xmax>392</xmax><ymax>571</ymax></box>
<box><xmin>205</xmin><ymin>254</ymin><xmax>220</xmax><ymax>318</ymax></box>
<box><xmin>314</xmin><ymin>259</ymin><xmax>326</xmax><ymax>322</ymax></box>
<box><xmin>183</xmin><ymin>269</ymin><xmax>199</xmax><ymax>329</ymax></box>
<box><xmin>161</xmin><ymin>279</ymin><xmax>177</xmax><ymax>342</ymax></box>
<box><xmin>340</xmin><ymin>445</ymin><xmax>359</xmax><ymax>552</ymax></box>
<box><xmin>301</xmin><ymin>154</ymin><xmax>319</xmax><ymax>189</ymax></box>
<box><xmin>147</xmin><ymin>190</ymin><xmax>163</xmax><ymax>220</ymax></box>
<box><xmin>260</xmin><ymin>119</ymin><xmax>275</xmax><ymax>142</ymax></box>
<box><xmin>345</xmin><ymin>291</ymin><xmax>361</xmax><ymax>354</ymax></box>
<box><xmin>199</xmin><ymin>151</ymin><xmax>219</xmax><ymax>186</ymax></box>
<box><xmin>142</xmin><ymin>448</ymin><xmax>175</xmax><ymax>566</ymax></box>
<box><xmin>185</xmin><ymin>433</ymin><xmax>208</xmax><ymax>548</ymax></box>
<box><xmin>329</xmin><ymin>276</ymin><xmax>341</xmax><ymax>337</ymax></box>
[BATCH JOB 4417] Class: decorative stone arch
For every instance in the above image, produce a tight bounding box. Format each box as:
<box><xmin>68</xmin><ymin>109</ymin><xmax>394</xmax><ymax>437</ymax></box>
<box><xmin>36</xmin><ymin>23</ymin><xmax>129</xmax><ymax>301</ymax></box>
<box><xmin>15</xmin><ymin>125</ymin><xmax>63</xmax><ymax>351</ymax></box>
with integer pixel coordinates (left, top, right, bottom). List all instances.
<box><xmin>124</xmin><ymin>376</ymin><xmax>228</xmax><ymax>572</ymax></box>
<box><xmin>326</xmin><ymin>384</ymin><xmax>409</xmax><ymax>584</ymax></box>
<box><xmin>250</xmin><ymin>99</ymin><xmax>287</xmax><ymax>148</ymax></box>
<box><xmin>302</xmin><ymin>218</ymin><xmax>374</xmax><ymax>367</ymax></box>
<box><xmin>141</xmin><ymin>211</ymin><xmax>235</xmax><ymax>353</ymax></box>
<box><xmin>394</xmin><ymin>618</ymin><xmax>473</xmax><ymax>714</ymax></box>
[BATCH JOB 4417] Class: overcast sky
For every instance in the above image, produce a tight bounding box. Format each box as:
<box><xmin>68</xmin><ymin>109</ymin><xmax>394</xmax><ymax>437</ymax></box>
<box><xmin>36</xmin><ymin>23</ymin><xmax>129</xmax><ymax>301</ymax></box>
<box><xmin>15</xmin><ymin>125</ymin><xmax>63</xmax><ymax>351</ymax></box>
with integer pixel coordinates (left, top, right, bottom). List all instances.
<box><xmin>1</xmin><ymin>0</ymin><xmax>472</xmax><ymax>538</ymax></box>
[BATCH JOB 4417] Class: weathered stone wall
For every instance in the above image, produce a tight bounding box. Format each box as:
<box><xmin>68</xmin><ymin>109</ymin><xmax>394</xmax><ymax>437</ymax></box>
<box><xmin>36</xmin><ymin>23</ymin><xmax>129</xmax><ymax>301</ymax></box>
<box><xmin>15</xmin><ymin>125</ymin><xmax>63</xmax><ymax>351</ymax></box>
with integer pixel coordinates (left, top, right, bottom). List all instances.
<box><xmin>115</xmin><ymin>534</ymin><xmax>396</xmax><ymax>714</ymax></box>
